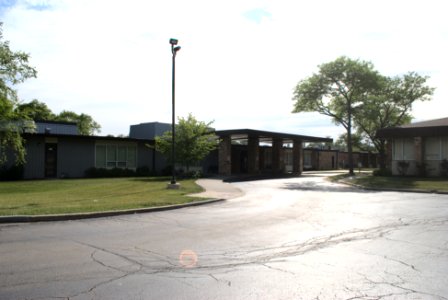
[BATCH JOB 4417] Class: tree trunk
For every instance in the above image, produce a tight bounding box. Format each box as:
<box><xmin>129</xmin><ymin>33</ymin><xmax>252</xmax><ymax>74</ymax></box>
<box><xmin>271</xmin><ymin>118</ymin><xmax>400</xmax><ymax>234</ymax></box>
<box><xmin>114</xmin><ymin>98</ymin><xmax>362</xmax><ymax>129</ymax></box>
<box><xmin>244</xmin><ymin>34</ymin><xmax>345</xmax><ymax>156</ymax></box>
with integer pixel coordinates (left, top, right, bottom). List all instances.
<box><xmin>377</xmin><ymin>140</ymin><xmax>386</xmax><ymax>170</ymax></box>
<box><xmin>347</xmin><ymin>128</ymin><xmax>354</xmax><ymax>175</ymax></box>
<box><xmin>347</xmin><ymin>105</ymin><xmax>354</xmax><ymax>175</ymax></box>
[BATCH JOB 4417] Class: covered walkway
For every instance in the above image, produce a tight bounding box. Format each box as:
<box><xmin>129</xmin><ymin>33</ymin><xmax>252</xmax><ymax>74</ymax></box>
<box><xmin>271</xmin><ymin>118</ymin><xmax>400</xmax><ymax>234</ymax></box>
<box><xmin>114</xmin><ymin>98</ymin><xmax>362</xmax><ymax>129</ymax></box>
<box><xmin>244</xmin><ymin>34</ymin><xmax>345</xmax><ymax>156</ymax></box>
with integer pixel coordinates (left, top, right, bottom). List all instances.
<box><xmin>215</xmin><ymin>129</ymin><xmax>332</xmax><ymax>176</ymax></box>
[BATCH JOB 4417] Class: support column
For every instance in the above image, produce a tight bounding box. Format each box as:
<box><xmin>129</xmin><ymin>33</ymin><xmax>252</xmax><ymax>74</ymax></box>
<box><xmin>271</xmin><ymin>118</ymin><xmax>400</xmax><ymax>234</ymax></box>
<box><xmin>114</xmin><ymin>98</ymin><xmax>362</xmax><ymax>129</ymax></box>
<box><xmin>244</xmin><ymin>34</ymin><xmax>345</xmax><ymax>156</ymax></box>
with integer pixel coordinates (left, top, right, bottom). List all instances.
<box><xmin>219</xmin><ymin>135</ymin><xmax>231</xmax><ymax>176</ymax></box>
<box><xmin>414</xmin><ymin>137</ymin><xmax>423</xmax><ymax>164</ymax></box>
<box><xmin>248</xmin><ymin>136</ymin><xmax>259</xmax><ymax>174</ymax></box>
<box><xmin>293</xmin><ymin>139</ymin><xmax>302</xmax><ymax>175</ymax></box>
<box><xmin>272</xmin><ymin>138</ymin><xmax>285</xmax><ymax>174</ymax></box>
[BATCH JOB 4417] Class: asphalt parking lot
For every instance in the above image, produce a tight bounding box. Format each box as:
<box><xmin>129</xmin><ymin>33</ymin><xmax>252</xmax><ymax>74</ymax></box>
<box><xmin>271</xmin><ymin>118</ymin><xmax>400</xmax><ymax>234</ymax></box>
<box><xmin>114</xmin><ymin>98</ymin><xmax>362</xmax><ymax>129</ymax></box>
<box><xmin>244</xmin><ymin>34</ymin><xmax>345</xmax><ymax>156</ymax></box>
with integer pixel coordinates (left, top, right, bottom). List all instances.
<box><xmin>1</xmin><ymin>174</ymin><xmax>447</xmax><ymax>299</ymax></box>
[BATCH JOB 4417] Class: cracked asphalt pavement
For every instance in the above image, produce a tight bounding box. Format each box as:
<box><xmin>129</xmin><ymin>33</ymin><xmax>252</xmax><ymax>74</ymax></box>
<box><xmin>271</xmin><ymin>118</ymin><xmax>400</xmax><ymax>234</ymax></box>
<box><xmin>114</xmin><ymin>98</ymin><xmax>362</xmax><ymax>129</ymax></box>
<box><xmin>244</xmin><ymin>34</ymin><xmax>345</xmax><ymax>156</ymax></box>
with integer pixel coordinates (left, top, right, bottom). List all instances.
<box><xmin>1</xmin><ymin>173</ymin><xmax>448</xmax><ymax>299</ymax></box>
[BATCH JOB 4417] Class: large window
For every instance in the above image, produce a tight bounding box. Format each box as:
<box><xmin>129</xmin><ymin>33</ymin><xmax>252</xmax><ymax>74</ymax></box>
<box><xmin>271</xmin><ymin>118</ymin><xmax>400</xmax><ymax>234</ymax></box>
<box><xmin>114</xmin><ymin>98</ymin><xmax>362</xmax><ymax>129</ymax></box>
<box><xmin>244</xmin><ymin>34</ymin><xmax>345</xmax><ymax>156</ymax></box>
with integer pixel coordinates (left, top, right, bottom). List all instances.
<box><xmin>443</xmin><ymin>137</ymin><xmax>448</xmax><ymax>160</ymax></box>
<box><xmin>284</xmin><ymin>149</ymin><xmax>293</xmax><ymax>166</ymax></box>
<box><xmin>425</xmin><ymin>137</ymin><xmax>441</xmax><ymax>161</ymax></box>
<box><xmin>303</xmin><ymin>151</ymin><xmax>312</xmax><ymax>168</ymax></box>
<box><xmin>393</xmin><ymin>138</ymin><xmax>415</xmax><ymax>160</ymax></box>
<box><xmin>264</xmin><ymin>148</ymin><xmax>272</xmax><ymax>169</ymax></box>
<box><xmin>95</xmin><ymin>144</ymin><xmax>137</xmax><ymax>169</ymax></box>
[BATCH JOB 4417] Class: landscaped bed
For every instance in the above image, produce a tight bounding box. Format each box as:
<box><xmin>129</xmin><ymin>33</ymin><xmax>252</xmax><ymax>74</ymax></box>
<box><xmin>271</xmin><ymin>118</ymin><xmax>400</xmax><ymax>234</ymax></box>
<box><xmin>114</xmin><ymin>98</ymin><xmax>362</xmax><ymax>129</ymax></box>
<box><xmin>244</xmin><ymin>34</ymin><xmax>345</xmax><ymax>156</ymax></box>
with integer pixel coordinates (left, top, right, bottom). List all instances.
<box><xmin>0</xmin><ymin>177</ymin><xmax>204</xmax><ymax>216</ymax></box>
<box><xmin>332</xmin><ymin>173</ymin><xmax>448</xmax><ymax>193</ymax></box>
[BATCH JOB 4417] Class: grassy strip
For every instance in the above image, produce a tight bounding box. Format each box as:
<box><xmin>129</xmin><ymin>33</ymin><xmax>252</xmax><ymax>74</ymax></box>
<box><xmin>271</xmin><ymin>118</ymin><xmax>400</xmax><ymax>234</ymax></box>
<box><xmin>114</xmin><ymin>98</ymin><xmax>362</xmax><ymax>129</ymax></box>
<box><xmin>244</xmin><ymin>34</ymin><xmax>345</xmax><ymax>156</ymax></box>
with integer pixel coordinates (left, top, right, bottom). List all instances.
<box><xmin>0</xmin><ymin>177</ymin><xmax>204</xmax><ymax>216</ymax></box>
<box><xmin>345</xmin><ymin>174</ymin><xmax>448</xmax><ymax>192</ymax></box>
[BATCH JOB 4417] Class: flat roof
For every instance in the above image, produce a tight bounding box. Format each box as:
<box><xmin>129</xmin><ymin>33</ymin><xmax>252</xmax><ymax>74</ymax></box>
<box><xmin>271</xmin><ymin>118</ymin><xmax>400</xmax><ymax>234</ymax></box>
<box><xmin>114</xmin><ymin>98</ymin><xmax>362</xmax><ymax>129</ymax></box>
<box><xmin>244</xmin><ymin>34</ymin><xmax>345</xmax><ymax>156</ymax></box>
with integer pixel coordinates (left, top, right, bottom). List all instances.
<box><xmin>214</xmin><ymin>129</ymin><xmax>332</xmax><ymax>143</ymax></box>
<box><xmin>23</xmin><ymin>133</ymin><xmax>154</xmax><ymax>144</ymax></box>
<box><xmin>376</xmin><ymin>117</ymin><xmax>448</xmax><ymax>138</ymax></box>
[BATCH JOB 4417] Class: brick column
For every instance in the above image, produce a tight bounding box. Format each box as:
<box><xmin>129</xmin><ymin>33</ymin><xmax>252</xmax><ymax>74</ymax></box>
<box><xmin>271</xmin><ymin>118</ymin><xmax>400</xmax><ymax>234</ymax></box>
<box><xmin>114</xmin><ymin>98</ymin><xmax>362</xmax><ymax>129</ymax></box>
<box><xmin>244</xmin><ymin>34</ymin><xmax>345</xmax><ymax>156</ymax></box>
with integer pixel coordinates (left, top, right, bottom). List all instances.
<box><xmin>414</xmin><ymin>137</ymin><xmax>423</xmax><ymax>164</ymax></box>
<box><xmin>272</xmin><ymin>138</ymin><xmax>285</xmax><ymax>174</ymax></box>
<box><xmin>293</xmin><ymin>139</ymin><xmax>302</xmax><ymax>175</ymax></box>
<box><xmin>219</xmin><ymin>135</ymin><xmax>231</xmax><ymax>176</ymax></box>
<box><xmin>248</xmin><ymin>136</ymin><xmax>259</xmax><ymax>174</ymax></box>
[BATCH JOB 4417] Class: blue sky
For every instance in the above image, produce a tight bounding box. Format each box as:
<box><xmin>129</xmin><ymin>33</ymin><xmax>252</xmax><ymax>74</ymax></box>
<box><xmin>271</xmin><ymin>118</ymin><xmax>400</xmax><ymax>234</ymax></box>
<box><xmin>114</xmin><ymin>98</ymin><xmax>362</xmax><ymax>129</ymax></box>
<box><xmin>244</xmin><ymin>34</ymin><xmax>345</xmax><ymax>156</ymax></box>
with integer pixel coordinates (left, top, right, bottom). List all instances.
<box><xmin>1</xmin><ymin>0</ymin><xmax>447</xmax><ymax>139</ymax></box>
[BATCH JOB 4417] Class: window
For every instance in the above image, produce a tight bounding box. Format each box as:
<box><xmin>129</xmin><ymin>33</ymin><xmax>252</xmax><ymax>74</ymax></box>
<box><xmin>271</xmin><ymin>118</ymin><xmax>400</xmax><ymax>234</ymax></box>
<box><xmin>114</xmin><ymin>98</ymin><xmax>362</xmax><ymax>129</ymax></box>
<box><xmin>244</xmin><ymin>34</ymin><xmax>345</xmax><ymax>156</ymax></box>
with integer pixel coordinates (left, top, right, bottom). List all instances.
<box><xmin>264</xmin><ymin>148</ymin><xmax>272</xmax><ymax>169</ymax></box>
<box><xmin>442</xmin><ymin>137</ymin><xmax>448</xmax><ymax>160</ymax></box>
<box><xmin>393</xmin><ymin>138</ymin><xmax>415</xmax><ymax>161</ymax></box>
<box><xmin>95</xmin><ymin>145</ymin><xmax>107</xmax><ymax>168</ymax></box>
<box><xmin>95</xmin><ymin>144</ymin><xmax>137</xmax><ymax>169</ymax></box>
<box><xmin>284</xmin><ymin>149</ymin><xmax>293</xmax><ymax>166</ymax></box>
<box><xmin>304</xmin><ymin>151</ymin><xmax>312</xmax><ymax>168</ymax></box>
<box><xmin>425</xmin><ymin>138</ymin><xmax>440</xmax><ymax>161</ymax></box>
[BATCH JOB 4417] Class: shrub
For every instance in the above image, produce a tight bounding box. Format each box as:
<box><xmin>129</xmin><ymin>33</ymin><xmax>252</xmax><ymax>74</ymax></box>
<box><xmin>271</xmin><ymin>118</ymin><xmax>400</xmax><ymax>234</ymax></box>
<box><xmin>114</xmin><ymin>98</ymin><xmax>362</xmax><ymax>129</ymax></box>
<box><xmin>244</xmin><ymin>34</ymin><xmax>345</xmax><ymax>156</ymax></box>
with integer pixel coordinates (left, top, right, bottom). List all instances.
<box><xmin>84</xmin><ymin>167</ymin><xmax>136</xmax><ymax>178</ymax></box>
<box><xmin>416</xmin><ymin>162</ymin><xmax>427</xmax><ymax>177</ymax></box>
<box><xmin>136</xmin><ymin>166</ymin><xmax>153</xmax><ymax>177</ymax></box>
<box><xmin>397</xmin><ymin>161</ymin><xmax>410</xmax><ymax>176</ymax></box>
<box><xmin>441</xmin><ymin>159</ymin><xmax>448</xmax><ymax>177</ymax></box>
<box><xmin>373</xmin><ymin>168</ymin><xmax>392</xmax><ymax>177</ymax></box>
<box><xmin>0</xmin><ymin>165</ymin><xmax>24</xmax><ymax>181</ymax></box>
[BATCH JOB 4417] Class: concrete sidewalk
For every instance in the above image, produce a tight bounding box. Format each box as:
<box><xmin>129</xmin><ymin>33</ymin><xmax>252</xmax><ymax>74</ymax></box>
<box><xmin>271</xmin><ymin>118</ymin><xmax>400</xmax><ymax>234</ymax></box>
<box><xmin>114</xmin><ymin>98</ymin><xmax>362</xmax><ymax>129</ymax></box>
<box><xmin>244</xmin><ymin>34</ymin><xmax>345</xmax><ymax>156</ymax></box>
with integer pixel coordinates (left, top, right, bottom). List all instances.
<box><xmin>189</xmin><ymin>178</ymin><xmax>244</xmax><ymax>199</ymax></box>
<box><xmin>0</xmin><ymin>178</ymin><xmax>242</xmax><ymax>223</ymax></box>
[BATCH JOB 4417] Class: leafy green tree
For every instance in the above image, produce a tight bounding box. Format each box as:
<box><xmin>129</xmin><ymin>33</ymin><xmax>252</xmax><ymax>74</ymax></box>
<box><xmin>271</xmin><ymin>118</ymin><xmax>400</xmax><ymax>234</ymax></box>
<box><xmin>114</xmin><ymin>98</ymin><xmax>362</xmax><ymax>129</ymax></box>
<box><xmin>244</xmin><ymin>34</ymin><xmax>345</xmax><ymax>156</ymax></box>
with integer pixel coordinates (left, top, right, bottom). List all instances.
<box><xmin>333</xmin><ymin>132</ymin><xmax>375</xmax><ymax>152</ymax></box>
<box><xmin>305</xmin><ymin>136</ymin><xmax>332</xmax><ymax>149</ymax></box>
<box><xmin>353</xmin><ymin>72</ymin><xmax>434</xmax><ymax>170</ymax></box>
<box><xmin>55</xmin><ymin>110</ymin><xmax>101</xmax><ymax>135</ymax></box>
<box><xmin>16</xmin><ymin>99</ymin><xmax>55</xmax><ymax>121</ymax></box>
<box><xmin>156</xmin><ymin>114</ymin><xmax>218</xmax><ymax>172</ymax></box>
<box><xmin>292</xmin><ymin>56</ymin><xmax>382</xmax><ymax>175</ymax></box>
<box><xmin>0</xmin><ymin>23</ymin><xmax>37</xmax><ymax>165</ymax></box>
<box><xmin>16</xmin><ymin>99</ymin><xmax>101</xmax><ymax>136</ymax></box>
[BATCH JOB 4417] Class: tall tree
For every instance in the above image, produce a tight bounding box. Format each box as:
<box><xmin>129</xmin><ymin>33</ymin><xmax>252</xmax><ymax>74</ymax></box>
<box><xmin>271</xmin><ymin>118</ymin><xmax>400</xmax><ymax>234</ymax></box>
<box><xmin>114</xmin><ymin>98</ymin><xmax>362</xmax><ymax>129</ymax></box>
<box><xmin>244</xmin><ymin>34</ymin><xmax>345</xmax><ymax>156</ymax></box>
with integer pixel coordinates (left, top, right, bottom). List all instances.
<box><xmin>156</xmin><ymin>114</ymin><xmax>218</xmax><ymax>172</ymax></box>
<box><xmin>333</xmin><ymin>132</ymin><xmax>375</xmax><ymax>152</ymax></box>
<box><xmin>0</xmin><ymin>23</ymin><xmax>37</xmax><ymax>165</ymax></box>
<box><xmin>292</xmin><ymin>56</ymin><xmax>382</xmax><ymax>175</ymax></box>
<box><xmin>16</xmin><ymin>99</ymin><xmax>55</xmax><ymax>121</ymax></box>
<box><xmin>353</xmin><ymin>72</ymin><xmax>434</xmax><ymax>169</ymax></box>
<box><xmin>55</xmin><ymin>110</ymin><xmax>101</xmax><ymax>135</ymax></box>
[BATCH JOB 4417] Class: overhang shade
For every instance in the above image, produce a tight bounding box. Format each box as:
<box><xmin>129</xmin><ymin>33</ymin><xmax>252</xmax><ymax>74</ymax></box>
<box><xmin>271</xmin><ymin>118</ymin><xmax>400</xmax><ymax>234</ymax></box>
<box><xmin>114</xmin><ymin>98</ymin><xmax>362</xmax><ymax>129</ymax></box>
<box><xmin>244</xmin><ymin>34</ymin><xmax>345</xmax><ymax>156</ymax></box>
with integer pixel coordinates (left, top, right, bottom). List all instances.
<box><xmin>214</xmin><ymin>129</ymin><xmax>333</xmax><ymax>144</ymax></box>
<box><xmin>376</xmin><ymin>118</ymin><xmax>448</xmax><ymax>138</ymax></box>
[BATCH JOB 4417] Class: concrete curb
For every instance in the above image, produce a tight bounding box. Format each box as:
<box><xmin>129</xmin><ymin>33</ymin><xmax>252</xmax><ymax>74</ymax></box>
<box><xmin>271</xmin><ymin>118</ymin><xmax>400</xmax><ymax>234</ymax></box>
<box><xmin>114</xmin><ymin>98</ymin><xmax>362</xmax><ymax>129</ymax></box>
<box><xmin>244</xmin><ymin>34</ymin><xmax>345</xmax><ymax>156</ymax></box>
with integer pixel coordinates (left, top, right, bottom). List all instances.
<box><xmin>0</xmin><ymin>198</ymin><xmax>225</xmax><ymax>223</ymax></box>
<box><xmin>339</xmin><ymin>179</ymin><xmax>448</xmax><ymax>195</ymax></box>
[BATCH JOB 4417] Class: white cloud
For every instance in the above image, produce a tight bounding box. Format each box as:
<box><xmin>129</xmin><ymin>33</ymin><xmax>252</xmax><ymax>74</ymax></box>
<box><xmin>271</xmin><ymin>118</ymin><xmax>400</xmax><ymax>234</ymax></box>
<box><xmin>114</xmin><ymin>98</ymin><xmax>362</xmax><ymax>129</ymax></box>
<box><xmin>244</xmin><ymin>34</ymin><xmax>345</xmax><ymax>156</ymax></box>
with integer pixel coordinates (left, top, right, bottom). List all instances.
<box><xmin>2</xmin><ymin>0</ymin><xmax>447</xmax><ymax>139</ymax></box>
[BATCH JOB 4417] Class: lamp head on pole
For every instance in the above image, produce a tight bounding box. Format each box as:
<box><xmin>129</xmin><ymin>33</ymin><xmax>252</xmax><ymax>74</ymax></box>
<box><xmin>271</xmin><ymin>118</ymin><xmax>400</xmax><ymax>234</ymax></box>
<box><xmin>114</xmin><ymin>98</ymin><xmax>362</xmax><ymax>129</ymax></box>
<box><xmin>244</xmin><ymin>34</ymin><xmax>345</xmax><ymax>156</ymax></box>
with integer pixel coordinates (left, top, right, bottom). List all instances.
<box><xmin>169</xmin><ymin>38</ymin><xmax>178</xmax><ymax>45</ymax></box>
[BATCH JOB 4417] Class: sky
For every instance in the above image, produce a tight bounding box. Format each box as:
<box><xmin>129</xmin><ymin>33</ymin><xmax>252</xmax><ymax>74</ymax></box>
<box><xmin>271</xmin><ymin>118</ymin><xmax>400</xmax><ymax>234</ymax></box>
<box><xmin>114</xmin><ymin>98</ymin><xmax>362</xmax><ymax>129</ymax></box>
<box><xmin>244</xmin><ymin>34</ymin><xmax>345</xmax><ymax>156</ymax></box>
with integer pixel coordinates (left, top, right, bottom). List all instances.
<box><xmin>1</xmin><ymin>0</ymin><xmax>447</xmax><ymax>140</ymax></box>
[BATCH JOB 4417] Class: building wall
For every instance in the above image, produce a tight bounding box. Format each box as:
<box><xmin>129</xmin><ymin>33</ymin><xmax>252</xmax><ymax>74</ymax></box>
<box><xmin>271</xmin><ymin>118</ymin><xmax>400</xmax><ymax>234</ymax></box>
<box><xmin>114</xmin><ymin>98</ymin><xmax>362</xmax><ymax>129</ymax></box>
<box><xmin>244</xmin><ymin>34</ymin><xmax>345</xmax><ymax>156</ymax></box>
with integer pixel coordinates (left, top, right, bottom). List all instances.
<box><xmin>390</xmin><ymin>136</ymin><xmax>448</xmax><ymax>177</ymax></box>
<box><xmin>22</xmin><ymin>136</ymin><xmax>46</xmax><ymax>179</ymax></box>
<box><xmin>58</xmin><ymin>138</ymin><xmax>94</xmax><ymax>178</ymax></box>
<box><xmin>36</xmin><ymin>122</ymin><xmax>78</xmax><ymax>135</ymax></box>
<box><xmin>316</xmin><ymin>151</ymin><xmax>337</xmax><ymax>170</ymax></box>
<box><xmin>16</xmin><ymin>135</ymin><xmax>159</xmax><ymax>179</ymax></box>
<box><xmin>129</xmin><ymin>122</ymin><xmax>171</xmax><ymax>140</ymax></box>
<box><xmin>136</xmin><ymin>143</ymin><xmax>154</xmax><ymax>172</ymax></box>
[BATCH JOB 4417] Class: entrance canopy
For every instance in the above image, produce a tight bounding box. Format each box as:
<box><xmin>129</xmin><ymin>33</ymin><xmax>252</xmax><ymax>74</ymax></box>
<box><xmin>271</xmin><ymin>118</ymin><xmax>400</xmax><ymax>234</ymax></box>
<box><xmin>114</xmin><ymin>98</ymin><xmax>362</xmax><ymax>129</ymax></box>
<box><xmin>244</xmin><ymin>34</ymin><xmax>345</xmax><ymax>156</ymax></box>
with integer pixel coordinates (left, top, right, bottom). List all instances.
<box><xmin>215</xmin><ymin>129</ymin><xmax>332</xmax><ymax>176</ymax></box>
<box><xmin>215</xmin><ymin>129</ymin><xmax>332</xmax><ymax>144</ymax></box>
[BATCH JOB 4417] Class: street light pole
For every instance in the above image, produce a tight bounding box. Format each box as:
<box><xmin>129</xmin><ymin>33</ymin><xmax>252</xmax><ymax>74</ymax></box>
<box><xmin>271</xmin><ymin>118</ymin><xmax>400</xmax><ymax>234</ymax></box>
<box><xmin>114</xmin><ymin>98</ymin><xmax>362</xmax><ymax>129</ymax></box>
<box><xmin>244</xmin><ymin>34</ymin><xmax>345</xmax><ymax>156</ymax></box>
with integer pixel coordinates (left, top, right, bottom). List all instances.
<box><xmin>169</xmin><ymin>38</ymin><xmax>181</xmax><ymax>187</ymax></box>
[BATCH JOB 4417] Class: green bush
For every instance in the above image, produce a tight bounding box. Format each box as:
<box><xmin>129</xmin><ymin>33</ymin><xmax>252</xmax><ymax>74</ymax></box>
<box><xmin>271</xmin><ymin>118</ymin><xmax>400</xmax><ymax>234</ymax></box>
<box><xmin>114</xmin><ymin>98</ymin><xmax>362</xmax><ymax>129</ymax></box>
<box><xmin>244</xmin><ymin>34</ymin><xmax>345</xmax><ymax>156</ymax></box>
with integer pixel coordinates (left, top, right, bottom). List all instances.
<box><xmin>136</xmin><ymin>166</ymin><xmax>154</xmax><ymax>176</ymax></box>
<box><xmin>0</xmin><ymin>165</ymin><xmax>24</xmax><ymax>181</ymax></box>
<box><xmin>441</xmin><ymin>159</ymin><xmax>448</xmax><ymax>177</ymax></box>
<box><xmin>84</xmin><ymin>167</ymin><xmax>136</xmax><ymax>178</ymax></box>
<box><xmin>373</xmin><ymin>168</ymin><xmax>392</xmax><ymax>177</ymax></box>
<box><xmin>416</xmin><ymin>162</ymin><xmax>427</xmax><ymax>177</ymax></box>
<box><xmin>397</xmin><ymin>161</ymin><xmax>410</xmax><ymax>176</ymax></box>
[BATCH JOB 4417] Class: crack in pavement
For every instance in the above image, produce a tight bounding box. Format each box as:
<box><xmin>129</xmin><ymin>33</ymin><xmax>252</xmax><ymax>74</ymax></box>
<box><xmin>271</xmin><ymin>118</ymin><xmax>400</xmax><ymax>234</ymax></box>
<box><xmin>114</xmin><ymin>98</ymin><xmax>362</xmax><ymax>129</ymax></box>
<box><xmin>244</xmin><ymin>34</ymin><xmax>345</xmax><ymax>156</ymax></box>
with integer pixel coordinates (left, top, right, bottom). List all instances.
<box><xmin>56</xmin><ymin>240</ymin><xmax>144</xmax><ymax>299</ymax></box>
<box><xmin>21</xmin><ymin>218</ymin><xmax>442</xmax><ymax>299</ymax></box>
<box><xmin>353</xmin><ymin>271</ymin><xmax>448</xmax><ymax>300</ymax></box>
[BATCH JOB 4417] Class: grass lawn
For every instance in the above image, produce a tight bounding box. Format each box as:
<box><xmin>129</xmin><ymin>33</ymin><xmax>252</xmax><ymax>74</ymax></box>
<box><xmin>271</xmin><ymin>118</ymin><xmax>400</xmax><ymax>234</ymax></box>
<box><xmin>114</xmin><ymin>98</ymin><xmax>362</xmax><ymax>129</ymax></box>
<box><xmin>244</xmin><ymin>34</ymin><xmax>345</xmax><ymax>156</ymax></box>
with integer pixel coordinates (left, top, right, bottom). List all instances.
<box><xmin>336</xmin><ymin>173</ymin><xmax>448</xmax><ymax>192</ymax></box>
<box><xmin>0</xmin><ymin>177</ymin><xmax>204</xmax><ymax>216</ymax></box>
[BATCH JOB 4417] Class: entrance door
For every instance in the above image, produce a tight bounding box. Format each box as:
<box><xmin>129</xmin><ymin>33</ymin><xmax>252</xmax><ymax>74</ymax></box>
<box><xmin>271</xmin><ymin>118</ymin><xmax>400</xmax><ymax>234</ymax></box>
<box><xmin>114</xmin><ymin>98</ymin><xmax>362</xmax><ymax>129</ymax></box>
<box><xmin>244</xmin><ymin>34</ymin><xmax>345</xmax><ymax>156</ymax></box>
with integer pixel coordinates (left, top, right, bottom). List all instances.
<box><xmin>45</xmin><ymin>143</ymin><xmax>58</xmax><ymax>178</ymax></box>
<box><xmin>240</xmin><ymin>150</ymin><xmax>248</xmax><ymax>173</ymax></box>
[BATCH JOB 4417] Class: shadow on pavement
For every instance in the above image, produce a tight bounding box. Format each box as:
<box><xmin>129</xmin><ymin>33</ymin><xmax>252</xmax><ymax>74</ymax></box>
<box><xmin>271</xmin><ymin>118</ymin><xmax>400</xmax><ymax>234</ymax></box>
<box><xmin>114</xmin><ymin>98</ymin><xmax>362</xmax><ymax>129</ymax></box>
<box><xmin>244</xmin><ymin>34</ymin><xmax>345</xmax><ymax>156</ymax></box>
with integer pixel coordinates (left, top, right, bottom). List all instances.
<box><xmin>282</xmin><ymin>182</ymin><xmax>378</xmax><ymax>193</ymax></box>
